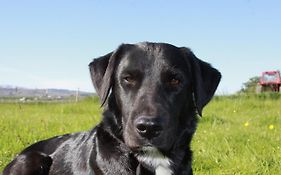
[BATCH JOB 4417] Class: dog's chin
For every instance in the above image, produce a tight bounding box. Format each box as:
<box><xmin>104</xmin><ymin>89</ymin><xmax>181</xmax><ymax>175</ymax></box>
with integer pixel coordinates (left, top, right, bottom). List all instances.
<box><xmin>125</xmin><ymin>137</ymin><xmax>172</xmax><ymax>153</ymax></box>
<box><xmin>124</xmin><ymin>138</ymin><xmax>149</xmax><ymax>151</ymax></box>
<box><xmin>123</xmin><ymin>129</ymin><xmax>175</xmax><ymax>152</ymax></box>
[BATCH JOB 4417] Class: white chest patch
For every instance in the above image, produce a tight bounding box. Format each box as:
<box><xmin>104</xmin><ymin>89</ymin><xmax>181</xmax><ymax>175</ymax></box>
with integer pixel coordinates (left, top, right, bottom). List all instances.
<box><xmin>136</xmin><ymin>147</ymin><xmax>173</xmax><ymax>175</ymax></box>
<box><xmin>156</xmin><ymin>165</ymin><xmax>173</xmax><ymax>175</ymax></box>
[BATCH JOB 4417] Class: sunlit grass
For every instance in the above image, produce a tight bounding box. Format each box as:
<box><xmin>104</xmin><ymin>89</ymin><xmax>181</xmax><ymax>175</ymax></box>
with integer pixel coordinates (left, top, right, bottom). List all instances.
<box><xmin>193</xmin><ymin>95</ymin><xmax>281</xmax><ymax>174</ymax></box>
<box><xmin>0</xmin><ymin>97</ymin><xmax>102</xmax><ymax>170</ymax></box>
<box><xmin>0</xmin><ymin>95</ymin><xmax>281</xmax><ymax>174</ymax></box>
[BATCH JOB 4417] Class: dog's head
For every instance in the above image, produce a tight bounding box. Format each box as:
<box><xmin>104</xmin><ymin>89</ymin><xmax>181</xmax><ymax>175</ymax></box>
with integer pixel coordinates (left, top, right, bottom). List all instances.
<box><xmin>89</xmin><ymin>42</ymin><xmax>221</xmax><ymax>152</ymax></box>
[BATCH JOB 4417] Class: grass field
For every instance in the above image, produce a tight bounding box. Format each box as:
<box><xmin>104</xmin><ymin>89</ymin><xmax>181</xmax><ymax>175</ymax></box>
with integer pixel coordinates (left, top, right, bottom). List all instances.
<box><xmin>0</xmin><ymin>95</ymin><xmax>281</xmax><ymax>174</ymax></box>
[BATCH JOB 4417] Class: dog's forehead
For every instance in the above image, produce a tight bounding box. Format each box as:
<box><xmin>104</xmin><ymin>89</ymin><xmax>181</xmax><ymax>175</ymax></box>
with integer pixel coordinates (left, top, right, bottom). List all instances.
<box><xmin>119</xmin><ymin>43</ymin><xmax>187</xmax><ymax>71</ymax></box>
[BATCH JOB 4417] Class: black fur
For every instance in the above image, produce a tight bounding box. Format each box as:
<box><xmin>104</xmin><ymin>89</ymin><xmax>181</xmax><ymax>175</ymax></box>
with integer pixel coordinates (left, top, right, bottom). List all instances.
<box><xmin>2</xmin><ymin>42</ymin><xmax>221</xmax><ymax>175</ymax></box>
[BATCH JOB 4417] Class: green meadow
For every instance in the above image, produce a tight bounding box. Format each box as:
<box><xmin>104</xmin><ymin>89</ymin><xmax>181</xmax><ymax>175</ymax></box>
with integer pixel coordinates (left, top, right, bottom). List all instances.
<box><xmin>0</xmin><ymin>95</ymin><xmax>281</xmax><ymax>174</ymax></box>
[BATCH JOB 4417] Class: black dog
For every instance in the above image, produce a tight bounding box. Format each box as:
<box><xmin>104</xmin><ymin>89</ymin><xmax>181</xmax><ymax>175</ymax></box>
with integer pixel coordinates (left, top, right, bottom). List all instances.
<box><xmin>2</xmin><ymin>42</ymin><xmax>221</xmax><ymax>175</ymax></box>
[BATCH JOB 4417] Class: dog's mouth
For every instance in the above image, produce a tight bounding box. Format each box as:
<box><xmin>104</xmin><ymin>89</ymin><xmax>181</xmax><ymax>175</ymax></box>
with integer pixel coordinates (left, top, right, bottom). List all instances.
<box><xmin>124</xmin><ymin>132</ymin><xmax>175</xmax><ymax>154</ymax></box>
<box><xmin>129</xmin><ymin>143</ymin><xmax>154</xmax><ymax>152</ymax></box>
<box><xmin>133</xmin><ymin>145</ymin><xmax>165</xmax><ymax>156</ymax></box>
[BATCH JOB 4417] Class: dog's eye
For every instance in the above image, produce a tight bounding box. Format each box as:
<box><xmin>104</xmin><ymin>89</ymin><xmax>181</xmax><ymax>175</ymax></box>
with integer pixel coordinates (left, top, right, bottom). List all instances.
<box><xmin>170</xmin><ymin>78</ymin><xmax>180</xmax><ymax>86</ymax></box>
<box><xmin>123</xmin><ymin>76</ymin><xmax>136</xmax><ymax>85</ymax></box>
<box><xmin>165</xmin><ymin>72</ymin><xmax>182</xmax><ymax>88</ymax></box>
<box><xmin>169</xmin><ymin>78</ymin><xmax>181</xmax><ymax>87</ymax></box>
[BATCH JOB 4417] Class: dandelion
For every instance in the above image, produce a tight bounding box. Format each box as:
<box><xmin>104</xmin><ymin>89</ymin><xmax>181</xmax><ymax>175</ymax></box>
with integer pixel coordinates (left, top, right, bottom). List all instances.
<box><xmin>269</xmin><ymin>124</ymin><xmax>274</xmax><ymax>130</ymax></box>
<box><xmin>244</xmin><ymin>122</ymin><xmax>249</xmax><ymax>127</ymax></box>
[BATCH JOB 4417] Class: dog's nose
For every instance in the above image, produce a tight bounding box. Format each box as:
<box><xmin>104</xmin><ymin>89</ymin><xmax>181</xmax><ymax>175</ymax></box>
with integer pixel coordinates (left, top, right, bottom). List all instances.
<box><xmin>135</xmin><ymin>116</ymin><xmax>163</xmax><ymax>139</ymax></box>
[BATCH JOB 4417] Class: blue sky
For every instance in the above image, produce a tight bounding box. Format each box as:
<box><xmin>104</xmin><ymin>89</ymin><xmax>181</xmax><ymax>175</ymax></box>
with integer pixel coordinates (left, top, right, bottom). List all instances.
<box><xmin>0</xmin><ymin>0</ymin><xmax>280</xmax><ymax>94</ymax></box>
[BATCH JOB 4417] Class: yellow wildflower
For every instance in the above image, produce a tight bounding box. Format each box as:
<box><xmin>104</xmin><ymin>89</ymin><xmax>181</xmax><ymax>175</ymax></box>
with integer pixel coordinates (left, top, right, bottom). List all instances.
<box><xmin>244</xmin><ymin>122</ymin><xmax>249</xmax><ymax>127</ymax></box>
<box><xmin>269</xmin><ymin>124</ymin><xmax>274</xmax><ymax>130</ymax></box>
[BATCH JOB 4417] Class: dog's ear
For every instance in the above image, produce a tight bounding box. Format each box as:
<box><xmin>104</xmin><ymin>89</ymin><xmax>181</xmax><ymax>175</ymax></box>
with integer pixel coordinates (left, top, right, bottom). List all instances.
<box><xmin>89</xmin><ymin>45</ymin><xmax>125</xmax><ymax>106</ymax></box>
<box><xmin>181</xmin><ymin>48</ymin><xmax>221</xmax><ymax>116</ymax></box>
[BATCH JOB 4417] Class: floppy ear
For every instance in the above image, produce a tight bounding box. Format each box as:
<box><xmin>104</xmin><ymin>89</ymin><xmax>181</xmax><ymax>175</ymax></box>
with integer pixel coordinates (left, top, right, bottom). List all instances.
<box><xmin>181</xmin><ymin>48</ymin><xmax>221</xmax><ymax>116</ymax></box>
<box><xmin>89</xmin><ymin>45</ymin><xmax>124</xmax><ymax>106</ymax></box>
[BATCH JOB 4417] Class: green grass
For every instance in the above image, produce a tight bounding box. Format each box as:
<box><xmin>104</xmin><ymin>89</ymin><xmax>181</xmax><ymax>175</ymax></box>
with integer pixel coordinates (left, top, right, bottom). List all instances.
<box><xmin>1</xmin><ymin>95</ymin><xmax>281</xmax><ymax>174</ymax></box>
<box><xmin>192</xmin><ymin>94</ymin><xmax>281</xmax><ymax>174</ymax></box>
<box><xmin>0</xmin><ymin>97</ymin><xmax>102</xmax><ymax>170</ymax></box>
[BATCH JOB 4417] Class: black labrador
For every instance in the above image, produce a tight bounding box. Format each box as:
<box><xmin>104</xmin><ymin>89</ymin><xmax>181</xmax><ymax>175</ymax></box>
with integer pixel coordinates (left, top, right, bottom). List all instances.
<box><xmin>2</xmin><ymin>42</ymin><xmax>221</xmax><ymax>175</ymax></box>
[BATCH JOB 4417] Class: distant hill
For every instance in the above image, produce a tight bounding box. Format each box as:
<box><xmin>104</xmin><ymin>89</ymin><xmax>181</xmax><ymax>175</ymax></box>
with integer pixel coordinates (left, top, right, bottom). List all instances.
<box><xmin>0</xmin><ymin>85</ymin><xmax>94</xmax><ymax>98</ymax></box>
